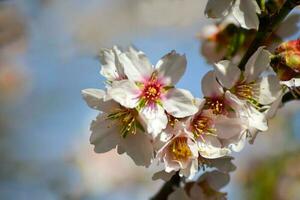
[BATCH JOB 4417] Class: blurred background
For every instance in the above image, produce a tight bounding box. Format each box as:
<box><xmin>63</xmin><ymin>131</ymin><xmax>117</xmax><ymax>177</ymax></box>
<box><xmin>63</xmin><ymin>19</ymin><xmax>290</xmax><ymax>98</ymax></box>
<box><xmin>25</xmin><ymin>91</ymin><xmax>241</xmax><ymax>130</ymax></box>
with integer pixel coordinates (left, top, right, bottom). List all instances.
<box><xmin>0</xmin><ymin>0</ymin><xmax>299</xmax><ymax>199</ymax></box>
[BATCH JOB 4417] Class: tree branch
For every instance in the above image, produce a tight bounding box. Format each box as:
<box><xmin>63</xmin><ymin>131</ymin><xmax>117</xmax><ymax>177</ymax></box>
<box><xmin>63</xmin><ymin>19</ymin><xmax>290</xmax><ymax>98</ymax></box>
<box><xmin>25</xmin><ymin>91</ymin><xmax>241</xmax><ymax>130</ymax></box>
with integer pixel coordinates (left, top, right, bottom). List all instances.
<box><xmin>150</xmin><ymin>173</ymin><xmax>181</xmax><ymax>200</ymax></box>
<box><xmin>238</xmin><ymin>0</ymin><xmax>300</xmax><ymax>70</ymax></box>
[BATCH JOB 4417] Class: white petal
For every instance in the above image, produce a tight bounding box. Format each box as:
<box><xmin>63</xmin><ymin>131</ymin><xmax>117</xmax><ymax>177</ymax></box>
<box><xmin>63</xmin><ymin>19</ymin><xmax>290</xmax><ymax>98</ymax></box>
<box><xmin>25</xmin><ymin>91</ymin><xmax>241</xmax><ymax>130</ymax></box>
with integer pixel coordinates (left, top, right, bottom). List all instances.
<box><xmin>121</xmin><ymin>46</ymin><xmax>153</xmax><ymax>82</ymax></box>
<box><xmin>167</xmin><ymin>187</ymin><xmax>190</xmax><ymax>200</ymax></box>
<box><xmin>215</xmin><ymin>116</ymin><xmax>245</xmax><ymax>139</ymax></box>
<box><xmin>281</xmin><ymin>78</ymin><xmax>300</xmax><ymax>88</ymax></box>
<box><xmin>162</xmin><ymin>88</ymin><xmax>198</xmax><ymax>118</ymax></box>
<box><xmin>119</xmin><ymin>130</ymin><xmax>153</xmax><ymax>167</ymax></box>
<box><xmin>180</xmin><ymin>159</ymin><xmax>198</xmax><ymax>179</ymax></box>
<box><xmin>141</xmin><ymin>105</ymin><xmax>168</xmax><ymax>136</ymax></box>
<box><xmin>257</xmin><ymin>75</ymin><xmax>282</xmax><ymax>105</ymax></box>
<box><xmin>81</xmin><ymin>89</ymin><xmax>118</xmax><ymax>112</ymax></box>
<box><xmin>209</xmin><ymin>157</ymin><xmax>236</xmax><ymax>173</ymax></box>
<box><xmin>152</xmin><ymin>170</ymin><xmax>175</xmax><ymax>181</ymax></box>
<box><xmin>214</xmin><ymin>60</ymin><xmax>241</xmax><ymax>89</ymax></box>
<box><xmin>201</xmin><ymin>71</ymin><xmax>224</xmax><ymax>97</ymax></box>
<box><xmin>198</xmin><ymin>136</ymin><xmax>231</xmax><ymax>159</ymax></box>
<box><xmin>90</xmin><ymin>114</ymin><xmax>120</xmax><ymax>153</ymax></box>
<box><xmin>244</xmin><ymin>47</ymin><xmax>271</xmax><ymax>82</ymax></box>
<box><xmin>205</xmin><ymin>0</ymin><xmax>233</xmax><ymax>18</ymax></box>
<box><xmin>156</xmin><ymin>50</ymin><xmax>187</xmax><ymax>85</ymax></box>
<box><xmin>108</xmin><ymin>80</ymin><xmax>139</xmax><ymax>108</ymax></box>
<box><xmin>229</xmin><ymin>132</ymin><xmax>247</xmax><ymax>152</ymax></box>
<box><xmin>232</xmin><ymin>0</ymin><xmax>260</xmax><ymax>30</ymax></box>
<box><xmin>246</xmin><ymin>104</ymin><xmax>268</xmax><ymax>131</ymax></box>
<box><xmin>266</xmin><ymin>93</ymin><xmax>283</xmax><ymax>119</ymax></box>
<box><xmin>99</xmin><ymin>46</ymin><xmax>125</xmax><ymax>81</ymax></box>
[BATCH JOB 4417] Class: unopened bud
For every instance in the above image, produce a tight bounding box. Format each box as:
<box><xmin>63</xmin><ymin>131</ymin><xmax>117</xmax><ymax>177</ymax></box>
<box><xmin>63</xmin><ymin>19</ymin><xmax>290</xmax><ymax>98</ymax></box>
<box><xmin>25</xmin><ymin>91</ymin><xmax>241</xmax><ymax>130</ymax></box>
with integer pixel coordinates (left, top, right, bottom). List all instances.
<box><xmin>275</xmin><ymin>38</ymin><xmax>300</xmax><ymax>54</ymax></box>
<box><xmin>281</xmin><ymin>51</ymin><xmax>300</xmax><ymax>72</ymax></box>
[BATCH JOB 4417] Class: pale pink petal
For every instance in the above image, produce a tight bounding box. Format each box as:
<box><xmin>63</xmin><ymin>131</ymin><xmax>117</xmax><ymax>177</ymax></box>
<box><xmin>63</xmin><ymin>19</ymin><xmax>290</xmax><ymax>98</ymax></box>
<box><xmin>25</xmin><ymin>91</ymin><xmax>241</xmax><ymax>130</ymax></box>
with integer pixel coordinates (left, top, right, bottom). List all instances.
<box><xmin>81</xmin><ymin>89</ymin><xmax>118</xmax><ymax>112</ymax></box>
<box><xmin>141</xmin><ymin>105</ymin><xmax>168</xmax><ymax>137</ymax></box>
<box><xmin>119</xmin><ymin>130</ymin><xmax>153</xmax><ymax>167</ymax></box>
<box><xmin>120</xmin><ymin>46</ymin><xmax>153</xmax><ymax>82</ymax></box>
<box><xmin>214</xmin><ymin>60</ymin><xmax>241</xmax><ymax>89</ymax></box>
<box><xmin>205</xmin><ymin>0</ymin><xmax>233</xmax><ymax>18</ymax></box>
<box><xmin>232</xmin><ymin>0</ymin><xmax>260</xmax><ymax>30</ymax></box>
<box><xmin>108</xmin><ymin>80</ymin><xmax>139</xmax><ymax>108</ymax></box>
<box><xmin>99</xmin><ymin>46</ymin><xmax>125</xmax><ymax>81</ymax></box>
<box><xmin>201</xmin><ymin>71</ymin><xmax>224</xmax><ymax>97</ymax></box>
<box><xmin>90</xmin><ymin>114</ymin><xmax>120</xmax><ymax>153</ymax></box>
<box><xmin>156</xmin><ymin>50</ymin><xmax>187</xmax><ymax>85</ymax></box>
<box><xmin>198</xmin><ymin>136</ymin><xmax>231</xmax><ymax>159</ymax></box>
<box><xmin>152</xmin><ymin>170</ymin><xmax>175</xmax><ymax>181</ymax></box>
<box><xmin>244</xmin><ymin>47</ymin><xmax>271</xmax><ymax>82</ymax></box>
<box><xmin>162</xmin><ymin>88</ymin><xmax>198</xmax><ymax>118</ymax></box>
<box><xmin>256</xmin><ymin>75</ymin><xmax>282</xmax><ymax>105</ymax></box>
<box><xmin>215</xmin><ymin>116</ymin><xmax>246</xmax><ymax>139</ymax></box>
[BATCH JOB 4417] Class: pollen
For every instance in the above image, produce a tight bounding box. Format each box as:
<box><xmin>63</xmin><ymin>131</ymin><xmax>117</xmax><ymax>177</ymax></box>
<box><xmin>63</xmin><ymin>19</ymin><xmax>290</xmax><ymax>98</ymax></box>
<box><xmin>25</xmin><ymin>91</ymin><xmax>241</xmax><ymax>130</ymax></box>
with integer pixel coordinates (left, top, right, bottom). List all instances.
<box><xmin>141</xmin><ymin>72</ymin><xmax>163</xmax><ymax>104</ymax></box>
<box><xmin>192</xmin><ymin>115</ymin><xmax>216</xmax><ymax>141</ymax></box>
<box><xmin>205</xmin><ymin>98</ymin><xmax>225</xmax><ymax>115</ymax></box>
<box><xmin>170</xmin><ymin>137</ymin><xmax>192</xmax><ymax>161</ymax></box>
<box><xmin>106</xmin><ymin>108</ymin><xmax>143</xmax><ymax>138</ymax></box>
<box><xmin>233</xmin><ymin>81</ymin><xmax>258</xmax><ymax>100</ymax></box>
<box><xmin>167</xmin><ymin>114</ymin><xmax>179</xmax><ymax>128</ymax></box>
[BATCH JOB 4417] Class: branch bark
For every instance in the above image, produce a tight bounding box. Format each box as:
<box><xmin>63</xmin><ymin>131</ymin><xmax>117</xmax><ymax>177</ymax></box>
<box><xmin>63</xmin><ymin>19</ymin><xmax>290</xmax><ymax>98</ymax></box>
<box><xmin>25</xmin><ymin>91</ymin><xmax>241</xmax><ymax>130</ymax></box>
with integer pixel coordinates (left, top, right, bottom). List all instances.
<box><xmin>238</xmin><ymin>0</ymin><xmax>300</xmax><ymax>70</ymax></box>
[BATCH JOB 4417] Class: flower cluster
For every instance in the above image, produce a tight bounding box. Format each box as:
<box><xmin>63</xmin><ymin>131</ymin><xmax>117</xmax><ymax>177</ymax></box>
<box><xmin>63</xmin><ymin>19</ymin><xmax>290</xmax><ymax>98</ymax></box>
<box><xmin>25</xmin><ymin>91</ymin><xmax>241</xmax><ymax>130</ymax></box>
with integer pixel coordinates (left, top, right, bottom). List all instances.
<box><xmin>82</xmin><ymin>44</ymin><xmax>283</xmax><ymax>179</ymax></box>
<box><xmin>81</xmin><ymin>0</ymin><xmax>300</xmax><ymax>198</ymax></box>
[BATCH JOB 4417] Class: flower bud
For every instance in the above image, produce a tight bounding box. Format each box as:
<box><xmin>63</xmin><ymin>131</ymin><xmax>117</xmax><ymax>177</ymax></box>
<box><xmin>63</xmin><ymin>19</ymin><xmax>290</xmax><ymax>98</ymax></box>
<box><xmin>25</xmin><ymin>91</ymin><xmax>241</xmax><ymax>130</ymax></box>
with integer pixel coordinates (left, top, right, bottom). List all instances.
<box><xmin>275</xmin><ymin>38</ymin><xmax>300</xmax><ymax>54</ymax></box>
<box><xmin>279</xmin><ymin>51</ymin><xmax>300</xmax><ymax>72</ymax></box>
<box><xmin>272</xmin><ymin>38</ymin><xmax>300</xmax><ymax>79</ymax></box>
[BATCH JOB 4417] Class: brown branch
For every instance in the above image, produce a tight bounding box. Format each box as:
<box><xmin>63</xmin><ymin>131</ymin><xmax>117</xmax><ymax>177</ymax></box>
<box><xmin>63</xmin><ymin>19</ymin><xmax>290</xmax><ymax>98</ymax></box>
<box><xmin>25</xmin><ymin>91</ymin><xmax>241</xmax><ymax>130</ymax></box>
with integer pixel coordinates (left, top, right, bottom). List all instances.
<box><xmin>238</xmin><ymin>0</ymin><xmax>300</xmax><ymax>70</ymax></box>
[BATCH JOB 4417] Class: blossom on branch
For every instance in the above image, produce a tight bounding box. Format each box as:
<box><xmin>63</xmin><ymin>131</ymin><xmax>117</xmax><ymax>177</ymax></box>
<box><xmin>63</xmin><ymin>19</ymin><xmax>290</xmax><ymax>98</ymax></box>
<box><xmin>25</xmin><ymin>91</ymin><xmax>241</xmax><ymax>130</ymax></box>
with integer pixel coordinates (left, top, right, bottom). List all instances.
<box><xmin>108</xmin><ymin>47</ymin><xmax>198</xmax><ymax>136</ymax></box>
<box><xmin>205</xmin><ymin>0</ymin><xmax>261</xmax><ymax>30</ymax></box>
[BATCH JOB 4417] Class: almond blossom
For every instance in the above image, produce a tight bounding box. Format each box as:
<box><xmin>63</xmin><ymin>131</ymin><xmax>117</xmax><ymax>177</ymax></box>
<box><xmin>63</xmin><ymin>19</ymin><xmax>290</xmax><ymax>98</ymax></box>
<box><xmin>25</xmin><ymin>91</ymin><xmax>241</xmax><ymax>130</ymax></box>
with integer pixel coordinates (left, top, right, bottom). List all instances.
<box><xmin>207</xmin><ymin>48</ymin><xmax>282</xmax><ymax>135</ymax></box>
<box><xmin>81</xmin><ymin>89</ymin><xmax>154</xmax><ymax>167</ymax></box>
<box><xmin>98</xmin><ymin>46</ymin><xmax>126</xmax><ymax>83</ymax></box>
<box><xmin>205</xmin><ymin>0</ymin><xmax>261</xmax><ymax>30</ymax></box>
<box><xmin>184</xmin><ymin>99</ymin><xmax>247</xmax><ymax>159</ymax></box>
<box><xmin>156</xmin><ymin>122</ymin><xmax>199</xmax><ymax>178</ymax></box>
<box><xmin>108</xmin><ymin>48</ymin><xmax>198</xmax><ymax>136</ymax></box>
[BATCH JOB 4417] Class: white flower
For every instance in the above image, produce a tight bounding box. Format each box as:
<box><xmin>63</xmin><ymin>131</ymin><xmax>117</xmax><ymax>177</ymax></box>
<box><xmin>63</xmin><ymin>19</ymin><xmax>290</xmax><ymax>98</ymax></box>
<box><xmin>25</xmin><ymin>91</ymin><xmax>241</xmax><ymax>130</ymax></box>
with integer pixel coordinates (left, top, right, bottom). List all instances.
<box><xmin>156</xmin><ymin>125</ymin><xmax>198</xmax><ymax>179</ymax></box>
<box><xmin>99</xmin><ymin>46</ymin><xmax>126</xmax><ymax>82</ymax></box>
<box><xmin>205</xmin><ymin>0</ymin><xmax>261</xmax><ymax>30</ymax></box>
<box><xmin>185</xmin><ymin>99</ymin><xmax>247</xmax><ymax>158</ymax></box>
<box><xmin>206</xmin><ymin>47</ymin><xmax>282</xmax><ymax>133</ymax></box>
<box><xmin>81</xmin><ymin>88</ymin><xmax>154</xmax><ymax>167</ymax></box>
<box><xmin>108</xmin><ymin>47</ymin><xmax>198</xmax><ymax>136</ymax></box>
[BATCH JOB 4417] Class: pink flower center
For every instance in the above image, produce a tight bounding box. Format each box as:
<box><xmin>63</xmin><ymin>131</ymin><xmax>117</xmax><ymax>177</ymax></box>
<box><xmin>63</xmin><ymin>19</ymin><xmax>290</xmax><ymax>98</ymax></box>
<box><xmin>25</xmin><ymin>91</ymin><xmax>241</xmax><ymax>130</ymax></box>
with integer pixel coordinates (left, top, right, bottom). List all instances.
<box><xmin>140</xmin><ymin>72</ymin><xmax>164</xmax><ymax>106</ymax></box>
